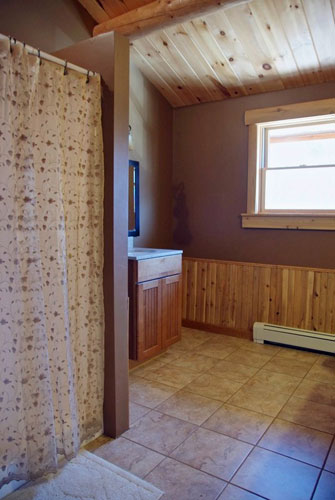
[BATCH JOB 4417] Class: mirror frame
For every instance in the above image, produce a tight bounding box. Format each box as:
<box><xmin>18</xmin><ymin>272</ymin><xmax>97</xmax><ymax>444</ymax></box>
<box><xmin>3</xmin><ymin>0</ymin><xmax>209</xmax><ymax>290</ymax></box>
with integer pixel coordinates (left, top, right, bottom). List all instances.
<box><xmin>128</xmin><ymin>160</ymin><xmax>140</xmax><ymax>237</ymax></box>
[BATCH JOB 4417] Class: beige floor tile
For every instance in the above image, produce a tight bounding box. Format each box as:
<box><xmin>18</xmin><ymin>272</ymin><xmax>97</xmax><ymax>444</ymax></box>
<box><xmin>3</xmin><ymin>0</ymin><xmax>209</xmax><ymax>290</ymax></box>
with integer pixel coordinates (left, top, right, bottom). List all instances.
<box><xmin>156</xmin><ymin>350</ymin><xmax>182</xmax><ymax>363</ymax></box>
<box><xmin>232</xmin><ymin>447</ymin><xmax>320</xmax><ymax>500</ymax></box>
<box><xmin>163</xmin><ymin>342</ymin><xmax>188</xmax><ymax>354</ymax></box>
<box><xmin>129</xmin><ymin>377</ymin><xmax>178</xmax><ymax>409</ymax></box>
<box><xmin>202</xmin><ymin>335</ymin><xmax>250</xmax><ymax>348</ymax></box>
<box><xmin>248</xmin><ymin>369</ymin><xmax>302</xmax><ymax>395</ymax></box>
<box><xmin>184</xmin><ymin>373</ymin><xmax>242</xmax><ymax>402</ymax></box>
<box><xmin>259</xmin><ymin>418</ymin><xmax>333</xmax><ymax>467</ymax></box>
<box><xmin>316</xmin><ymin>355</ymin><xmax>335</xmax><ymax>369</ymax></box>
<box><xmin>170</xmin><ymin>427</ymin><xmax>252</xmax><ymax>481</ymax></box>
<box><xmin>193</xmin><ymin>341</ymin><xmax>238</xmax><ymax>360</ymax></box>
<box><xmin>145</xmin><ymin>457</ymin><xmax>226</xmax><ymax>500</ymax></box>
<box><xmin>84</xmin><ymin>435</ymin><xmax>113</xmax><ymax>452</ymax></box>
<box><xmin>224</xmin><ymin>349</ymin><xmax>272</xmax><ymax>368</ymax></box>
<box><xmin>209</xmin><ymin>360</ymin><xmax>259</xmax><ymax>383</ymax></box>
<box><xmin>293</xmin><ymin>379</ymin><xmax>335</xmax><ymax>407</ymax></box>
<box><xmin>206</xmin><ymin>332</ymin><xmax>234</xmax><ymax>342</ymax></box>
<box><xmin>181</xmin><ymin>328</ymin><xmax>218</xmax><ymax>342</ymax></box>
<box><xmin>279</xmin><ymin>396</ymin><xmax>335</xmax><ymax>434</ymax></box>
<box><xmin>240</xmin><ymin>342</ymin><xmax>281</xmax><ymax>356</ymax></box>
<box><xmin>94</xmin><ymin>437</ymin><xmax>164</xmax><ymax>478</ymax></box>
<box><xmin>228</xmin><ymin>385</ymin><xmax>290</xmax><ymax>417</ymax></box>
<box><xmin>129</xmin><ymin>372</ymin><xmax>142</xmax><ymax>384</ymax></box>
<box><xmin>166</xmin><ymin>336</ymin><xmax>207</xmax><ymax>352</ymax></box>
<box><xmin>325</xmin><ymin>439</ymin><xmax>335</xmax><ymax>473</ymax></box>
<box><xmin>306</xmin><ymin>357</ymin><xmax>335</xmax><ymax>385</ymax></box>
<box><xmin>313</xmin><ymin>470</ymin><xmax>335</xmax><ymax>500</ymax></box>
<box><xmin>276</xmin><ymin>348</ymin><xmax>320</xmax><ymax>364</ymax></box>
<box><xmin>170</xmin><ymin>352</ymin><xmax>220</xmax><ymax>372</ymax></box>
<box><xmin>131</xmin><ymin>359</ymin><xmax>167</xmax><ymax>378</ymax></box>
<box><xmin>129</xmin><ymin>401</ymin><xmax>151</xmax><ymax>426</ymax></box>
<box><xmin>203</xmin><ymin>404</ymin><xmax>272</xmax><ymax>445</ymax></box>
<box><xmin>123</xmin><ymin>410</ymin><xmax>197</xmax><ymax>454</ymax></box>
<box><xmin>140</xmin><ymin>364</ymin><xmax>199</xmax><ymax>389</ymax></box>
<box><xmin>262</xmin><ymin>356</ymin><xmax>312</xmax><ymax>378</ymax></box>
<box><xmin>157</xmin><ymin>390</ymin><xmax>222</xmax><ymax>425</ymax></box>
<box><xmin>221</xmin><ymin>336</ymin><xmax>251</xmax><ymax>346</ymax></box>
<box><xmin>129</xmin><ymin>358</ymin><xmax>139</xmax><ymax>370</ymax></box>
<box><xmin>218</xmin><ymin>484</ymin><xmax>264</xmax><ymax>499</ymax></box>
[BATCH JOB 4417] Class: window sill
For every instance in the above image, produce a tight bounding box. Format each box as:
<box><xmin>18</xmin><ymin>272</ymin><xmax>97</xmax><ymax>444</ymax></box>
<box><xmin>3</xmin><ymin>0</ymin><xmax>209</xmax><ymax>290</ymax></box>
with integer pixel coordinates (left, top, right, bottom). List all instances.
<box><xmin>241</xmin><ymin>213</ymin><xmax>335</xmax><ymax>231</ymax></box>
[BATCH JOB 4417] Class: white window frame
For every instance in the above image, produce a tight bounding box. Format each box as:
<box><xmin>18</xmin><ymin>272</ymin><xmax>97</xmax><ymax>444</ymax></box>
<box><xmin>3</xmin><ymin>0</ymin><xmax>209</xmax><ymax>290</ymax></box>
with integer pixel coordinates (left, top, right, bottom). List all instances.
<box><xmin>242</xmin><ymin>98</ymin><xmax>335</xmax><ymax>230</ymax></box>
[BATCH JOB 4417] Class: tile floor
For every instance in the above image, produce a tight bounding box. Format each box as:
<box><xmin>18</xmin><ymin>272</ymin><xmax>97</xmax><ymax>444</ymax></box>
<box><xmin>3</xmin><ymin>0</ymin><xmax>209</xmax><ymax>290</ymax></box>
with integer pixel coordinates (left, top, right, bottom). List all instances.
<box><xmin>87</xmin><ymin>327</ymin><xmax>335</xmax><ymax>500</ymax></box>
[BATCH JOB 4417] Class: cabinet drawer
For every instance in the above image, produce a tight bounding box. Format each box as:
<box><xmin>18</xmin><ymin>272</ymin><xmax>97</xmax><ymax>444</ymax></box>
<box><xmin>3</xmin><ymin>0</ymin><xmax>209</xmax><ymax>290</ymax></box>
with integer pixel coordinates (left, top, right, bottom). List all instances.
<box><xmin>137</xmin><ymin>255</ymin><xmax>182</xmax><ymax>283</ymax></box>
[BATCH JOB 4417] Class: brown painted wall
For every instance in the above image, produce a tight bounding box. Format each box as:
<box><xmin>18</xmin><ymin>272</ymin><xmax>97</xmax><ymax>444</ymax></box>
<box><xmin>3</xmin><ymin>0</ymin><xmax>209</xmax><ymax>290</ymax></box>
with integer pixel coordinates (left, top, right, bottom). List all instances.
<box><xmin>173</xmin><ymin>82</ymin><xmax>335</xmax><ymax>269</ymax></box>
<box><xmin>0</xmin><ymin>0</ymin><xmax>93</xmax><ymax>52</ymax></box>
<box><xmin>130</xmin><ymin>63</ymin><xmax>173</xmax><ymax>248</ymax></box>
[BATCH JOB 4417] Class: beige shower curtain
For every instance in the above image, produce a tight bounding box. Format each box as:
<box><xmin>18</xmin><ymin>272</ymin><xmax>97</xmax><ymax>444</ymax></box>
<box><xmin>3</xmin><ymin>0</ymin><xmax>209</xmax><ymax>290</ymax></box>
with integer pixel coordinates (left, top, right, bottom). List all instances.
<box><xmin>0</xmin><ymin>39</ymin><xmax>104</xmax><ymax>487</ymax></box>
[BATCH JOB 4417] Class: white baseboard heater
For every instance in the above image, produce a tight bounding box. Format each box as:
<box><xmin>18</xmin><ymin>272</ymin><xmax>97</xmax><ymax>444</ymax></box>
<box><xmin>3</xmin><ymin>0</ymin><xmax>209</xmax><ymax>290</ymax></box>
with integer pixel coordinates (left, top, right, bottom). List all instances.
<box><xmin>253</xmin><ymin>322</ymin><xmax>335</xmax><ymax>354</ymax></box>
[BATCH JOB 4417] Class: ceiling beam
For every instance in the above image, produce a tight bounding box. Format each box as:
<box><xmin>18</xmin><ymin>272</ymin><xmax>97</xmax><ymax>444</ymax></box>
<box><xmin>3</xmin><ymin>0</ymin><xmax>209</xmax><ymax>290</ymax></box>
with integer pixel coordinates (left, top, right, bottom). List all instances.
<box><xmin>93</xmin><ymin>0</ymin><xmax>249</xmax><ymax>39</ymax></box>
<box><xmin>77</xmin><ymin>0</ymin><xmax>110</xmax><ymax>23</ymax></box>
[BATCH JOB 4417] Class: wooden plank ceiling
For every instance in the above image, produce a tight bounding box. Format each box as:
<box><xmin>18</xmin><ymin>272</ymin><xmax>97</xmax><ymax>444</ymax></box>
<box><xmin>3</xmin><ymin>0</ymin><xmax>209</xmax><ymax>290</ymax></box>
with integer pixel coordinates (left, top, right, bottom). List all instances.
<box><xmin>79</xmin><ymin>0</ymin><xmax>335</xmax><ymax>108</ymax></box>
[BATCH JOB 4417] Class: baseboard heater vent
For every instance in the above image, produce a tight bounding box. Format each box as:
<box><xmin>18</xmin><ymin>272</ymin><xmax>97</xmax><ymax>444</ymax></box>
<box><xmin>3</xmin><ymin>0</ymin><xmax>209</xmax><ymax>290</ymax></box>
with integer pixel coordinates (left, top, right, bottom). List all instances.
<box><xmin>253</xmin><ymin>322</ymin><xmax>335</xmax><ymax>354</ymax></box>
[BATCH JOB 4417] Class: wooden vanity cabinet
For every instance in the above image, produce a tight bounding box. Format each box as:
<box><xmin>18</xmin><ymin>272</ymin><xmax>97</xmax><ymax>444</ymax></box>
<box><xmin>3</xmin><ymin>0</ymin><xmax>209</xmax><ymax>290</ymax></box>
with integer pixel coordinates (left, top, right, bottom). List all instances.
<box><xmin>128</xmin><ymin>255</ymin><xmax>182</xmax><ymax>361</ymax></box>
<box><xmin>136</xmin><ymin>278</ymin><xmax>162</xmax><ymax>360</ymax></box>
<box><xmin>161</xmin><ymin>274</ymin><xmax>182</xmax><ymax>348</ymax></box>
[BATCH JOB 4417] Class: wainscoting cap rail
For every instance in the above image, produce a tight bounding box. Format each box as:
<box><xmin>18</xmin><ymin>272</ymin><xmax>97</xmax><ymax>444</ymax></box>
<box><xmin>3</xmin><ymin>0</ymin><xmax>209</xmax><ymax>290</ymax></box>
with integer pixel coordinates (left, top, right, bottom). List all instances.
<box><xmin>182</xmin><ymin>256</ymin><xmax>335</xmax><ymax>275</ymax></box>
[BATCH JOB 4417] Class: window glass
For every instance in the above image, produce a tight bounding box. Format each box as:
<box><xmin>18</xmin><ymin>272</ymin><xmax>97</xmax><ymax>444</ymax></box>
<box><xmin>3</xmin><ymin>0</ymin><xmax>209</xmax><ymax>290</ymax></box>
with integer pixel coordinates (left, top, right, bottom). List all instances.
<box><xmin>267</xmin><ymin>121</ymin><xmax>335</xmax><ymax>169</ymax></box>
<box><xmin>264</xmin><ymin>166</ymin><xmax>335</xmax><ymax>210</ymax></box>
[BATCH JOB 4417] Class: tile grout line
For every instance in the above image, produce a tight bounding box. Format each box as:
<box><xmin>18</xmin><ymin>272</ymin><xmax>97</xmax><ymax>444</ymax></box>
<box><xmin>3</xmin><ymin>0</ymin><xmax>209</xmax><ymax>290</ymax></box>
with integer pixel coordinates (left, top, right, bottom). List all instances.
<box><xmin>214</xmin><ymin>348</ymin><xmax>290</xmax><ymax>420</ymax></box>
<box><xmin>129</xmin><ymin>365</ymin><xmax>266</xmax><ymax>496</ymax></box>
<box><xmin>255</xmin><ymin>443</ymin><xmax>325</xmax><ymax>469</ymax></box>
<box><xmin>197</xmin><ymin>336</ymin><xmax>333</xmax><ymax>498</ymax></box>
<box><xmin>322</xmin><ymin>434</ymin><xmax>335</xmax><ymax>472</ymax></box>
<box><xmin>127</xmin><ymin>331</ymin><xmax>334</xmax><ymax>499</ymax></box>
<box><xmin>129</xmin><ymin>366</ymin><xmax>269</xmax><ymax>497</ymax></box>
<box><xmin>221</xmin><ymin>345</ymin><xmax>335</xmax><ymax>431</ymax></box>
<box><xmin>214</xmin><ymin>481</ymin><xmax>270</xmax><ymax>500</ymax></box>
<box><xmin>310</xmin><ymin>434</ymin><xmax>335</xmax><ymax>499</ymax></box>
<box><xmin>277</xmin><ymin>353</ymin><xmax>335</xmax><ymax>433</ymax></box>
<box><xmin>130</xmin><ymin>339</ymin><xmax>301</xmax><ymax>439</ymax></box>
<box><xmin>130</xmin><ymin>352</ymin><xmax>334</xmax><ymax>436</ymax></box>
<box><xmin>136</xmin><ymin>429</ymin><xmax>234</xmax><ymax>492</ymax></box>
<box><xmin>122</xmin><ymin>428</ymin><xmax>323</xmax><ymax>500</ymax></box>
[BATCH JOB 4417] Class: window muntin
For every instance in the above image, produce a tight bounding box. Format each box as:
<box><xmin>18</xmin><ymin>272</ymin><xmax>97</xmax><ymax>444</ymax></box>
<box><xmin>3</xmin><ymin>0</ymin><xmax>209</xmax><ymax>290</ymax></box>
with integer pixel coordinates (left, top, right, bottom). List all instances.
<box><xmin>259</xmin><ymin>118</ymin><xmax>335</xmax><ymax>213</ymax></box>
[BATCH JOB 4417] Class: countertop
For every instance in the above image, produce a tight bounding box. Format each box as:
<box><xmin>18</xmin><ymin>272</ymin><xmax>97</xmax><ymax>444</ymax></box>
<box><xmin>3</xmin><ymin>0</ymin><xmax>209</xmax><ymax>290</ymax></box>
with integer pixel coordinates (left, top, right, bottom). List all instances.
<box><xmin>128</xmin><ymin>248</ymin><xmax>183</xmax><ymax>261</ymax></box>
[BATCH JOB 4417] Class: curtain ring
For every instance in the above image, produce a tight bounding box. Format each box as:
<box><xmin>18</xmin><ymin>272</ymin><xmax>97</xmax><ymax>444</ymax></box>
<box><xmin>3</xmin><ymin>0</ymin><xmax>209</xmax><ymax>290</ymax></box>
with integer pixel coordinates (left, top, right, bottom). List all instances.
<box><xmin>86</xmin><ymin>69</ymin><xmax>90</xmax><ymax>84</ymax></box>
<box><xmin>38</xmin><ymin>49</ymin><xmax>42</xmax><ymax>65</ymax></box>
<box><xmin>64</xmin><ymin>60</ymin><xmax>68</xmax><ymax>76</ymax></box>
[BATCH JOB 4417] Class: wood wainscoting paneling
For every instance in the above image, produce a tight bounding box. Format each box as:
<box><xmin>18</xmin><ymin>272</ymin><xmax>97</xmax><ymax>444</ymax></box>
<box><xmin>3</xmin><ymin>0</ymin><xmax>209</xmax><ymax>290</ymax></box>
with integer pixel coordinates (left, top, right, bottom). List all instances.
<box><xmin>182</xmin><ymin>257</ymin><xmax>335</xmax><ymax>339</ymax></box>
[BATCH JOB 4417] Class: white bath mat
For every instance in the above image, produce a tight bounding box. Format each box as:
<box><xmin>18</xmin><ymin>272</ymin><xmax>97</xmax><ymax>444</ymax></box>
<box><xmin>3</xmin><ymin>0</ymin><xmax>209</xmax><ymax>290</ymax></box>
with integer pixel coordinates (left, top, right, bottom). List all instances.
<box><xmin>6</xmin><ymin>450</ymin><xmax>163</xmax><ymax>500</ymax></box>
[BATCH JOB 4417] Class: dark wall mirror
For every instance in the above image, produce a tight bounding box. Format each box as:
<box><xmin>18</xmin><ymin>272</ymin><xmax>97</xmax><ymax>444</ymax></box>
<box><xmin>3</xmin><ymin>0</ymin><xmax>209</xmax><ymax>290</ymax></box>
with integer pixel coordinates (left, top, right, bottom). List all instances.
<box><xmin>128</xmin><ymin>160</ymin><xmax>140</xmax><ymax>237</ymax></box>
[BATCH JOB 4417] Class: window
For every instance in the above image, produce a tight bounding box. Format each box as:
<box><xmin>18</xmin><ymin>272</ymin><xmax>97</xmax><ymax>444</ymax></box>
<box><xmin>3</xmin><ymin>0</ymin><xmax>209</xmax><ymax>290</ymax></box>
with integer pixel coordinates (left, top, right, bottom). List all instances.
<box><xmin>242</xmin><ymin>98</ymin><xmax>335</xmax><ymax>230</ymax></box>
<box><xmin>261</xmin><ymin>118</ymin><xmax>335</xmax><ymax>212</ymax></box>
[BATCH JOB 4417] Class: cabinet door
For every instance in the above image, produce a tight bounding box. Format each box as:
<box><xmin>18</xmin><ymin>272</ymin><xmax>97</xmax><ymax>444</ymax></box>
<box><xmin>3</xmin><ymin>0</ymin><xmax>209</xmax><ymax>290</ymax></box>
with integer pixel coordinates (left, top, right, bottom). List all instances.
<box><xmin>162</xmin><ymin>274</ymin><xmax>182</xmax><ymax>348</ymax></box>
<box><xmin>137</xmin><ymin>279</ymin><xmax>162</xmax><ymax>361</ymax></box>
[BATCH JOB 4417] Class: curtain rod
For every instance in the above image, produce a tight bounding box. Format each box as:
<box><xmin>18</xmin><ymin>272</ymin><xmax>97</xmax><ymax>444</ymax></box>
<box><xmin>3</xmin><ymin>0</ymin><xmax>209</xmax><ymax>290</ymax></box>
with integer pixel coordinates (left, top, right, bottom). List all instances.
<box><xmin>1</xmin><ymin>34</ymin><xmax>98</xmax><ymax>78</ymax></box>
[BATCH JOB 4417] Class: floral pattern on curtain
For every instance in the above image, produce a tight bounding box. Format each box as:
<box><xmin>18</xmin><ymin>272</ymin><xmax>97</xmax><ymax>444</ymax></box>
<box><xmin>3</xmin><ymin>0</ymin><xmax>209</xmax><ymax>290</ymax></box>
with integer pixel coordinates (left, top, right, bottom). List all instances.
<box><xmin>0</xmin><ymin>39</ymin><xmax>104</xmax><ymax>487</ymax></box>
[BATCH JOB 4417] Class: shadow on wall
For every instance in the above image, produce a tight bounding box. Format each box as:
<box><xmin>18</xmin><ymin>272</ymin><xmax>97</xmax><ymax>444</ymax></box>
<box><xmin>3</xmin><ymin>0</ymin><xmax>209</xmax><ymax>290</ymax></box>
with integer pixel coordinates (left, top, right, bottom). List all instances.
<box><xmin>173</xmin><ymin>182</ymin><xmax>192</xmax><ymax>246</ymax></box>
